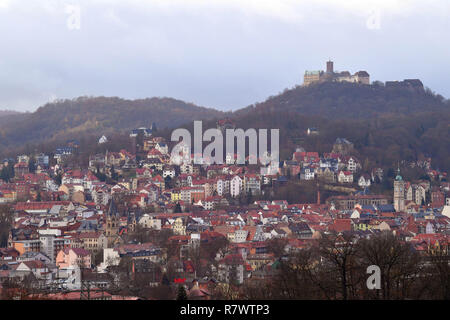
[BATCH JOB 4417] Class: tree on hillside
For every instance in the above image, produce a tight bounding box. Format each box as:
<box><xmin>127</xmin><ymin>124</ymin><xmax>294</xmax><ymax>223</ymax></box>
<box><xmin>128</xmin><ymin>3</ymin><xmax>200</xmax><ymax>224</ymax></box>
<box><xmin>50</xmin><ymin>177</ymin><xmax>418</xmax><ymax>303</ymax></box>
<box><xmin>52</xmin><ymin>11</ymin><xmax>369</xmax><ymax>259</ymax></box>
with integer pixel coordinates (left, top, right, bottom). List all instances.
<box><xmin>0</xmin><ymin>205</ymin><xmax>12</xmax><ymax>248</ymax></box>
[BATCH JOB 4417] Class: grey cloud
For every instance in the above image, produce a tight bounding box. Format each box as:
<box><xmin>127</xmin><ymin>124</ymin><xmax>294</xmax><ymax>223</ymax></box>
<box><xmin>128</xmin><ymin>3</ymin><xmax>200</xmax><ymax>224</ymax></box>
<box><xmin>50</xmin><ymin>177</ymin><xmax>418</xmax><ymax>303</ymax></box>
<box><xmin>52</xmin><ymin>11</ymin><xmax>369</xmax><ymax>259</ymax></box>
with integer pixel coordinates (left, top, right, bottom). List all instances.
<box><xmin>0</xmin><ymin>0</ymin><xmax>448</xmax><ymax>111</ymax></box>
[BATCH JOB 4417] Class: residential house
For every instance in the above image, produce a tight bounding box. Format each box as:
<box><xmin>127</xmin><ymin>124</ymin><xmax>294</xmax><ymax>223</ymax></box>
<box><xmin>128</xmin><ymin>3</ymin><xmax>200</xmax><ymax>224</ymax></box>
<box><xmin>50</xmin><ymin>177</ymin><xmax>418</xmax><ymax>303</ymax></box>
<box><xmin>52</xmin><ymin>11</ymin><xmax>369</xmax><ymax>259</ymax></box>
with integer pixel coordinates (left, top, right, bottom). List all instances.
<box><xmin>338</xmin><ymin>170</ymin><xmax>353</xmax><ymax>184</ymax></box>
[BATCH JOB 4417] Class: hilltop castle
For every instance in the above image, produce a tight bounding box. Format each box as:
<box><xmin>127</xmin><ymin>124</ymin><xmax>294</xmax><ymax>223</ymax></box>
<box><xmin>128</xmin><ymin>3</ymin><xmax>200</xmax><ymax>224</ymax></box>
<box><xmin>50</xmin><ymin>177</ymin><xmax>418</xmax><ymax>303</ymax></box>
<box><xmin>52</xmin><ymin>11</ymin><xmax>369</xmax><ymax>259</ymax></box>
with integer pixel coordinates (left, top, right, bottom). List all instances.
<box><xmin>303</xmin><ymin>61</ymin><xmax>370</xmax><ymax>86</ymax></box>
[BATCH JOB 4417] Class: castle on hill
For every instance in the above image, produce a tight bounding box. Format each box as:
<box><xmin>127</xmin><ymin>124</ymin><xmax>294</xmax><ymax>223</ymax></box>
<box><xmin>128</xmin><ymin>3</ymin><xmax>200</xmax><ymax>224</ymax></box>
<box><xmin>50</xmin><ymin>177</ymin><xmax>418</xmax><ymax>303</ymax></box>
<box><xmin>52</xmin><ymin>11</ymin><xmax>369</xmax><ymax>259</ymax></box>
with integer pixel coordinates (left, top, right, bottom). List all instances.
<box><xmin>303</xmin><ymin>60</ymin><xmax>370</xmax><ymax>86</ymax></box>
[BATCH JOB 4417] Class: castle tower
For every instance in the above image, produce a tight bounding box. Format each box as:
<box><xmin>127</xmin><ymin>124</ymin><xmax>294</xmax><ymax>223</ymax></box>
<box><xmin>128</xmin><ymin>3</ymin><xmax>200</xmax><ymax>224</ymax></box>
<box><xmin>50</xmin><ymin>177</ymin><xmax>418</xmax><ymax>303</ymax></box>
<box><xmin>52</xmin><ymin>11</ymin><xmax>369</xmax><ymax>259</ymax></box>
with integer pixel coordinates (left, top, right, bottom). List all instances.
<box><xmin>127</xmin><ymin>210</ymin><xmax>139</xmax><ymax>233</ymax></box>
<box><xmin>393</xmin><ymin>168</ymin><xmax>405</xmax><ymax>212</ymax></box>
<box><xmin>326</xmin><ymin>60</ymin><xmax>334</xmax><ymax>74</ymax></box>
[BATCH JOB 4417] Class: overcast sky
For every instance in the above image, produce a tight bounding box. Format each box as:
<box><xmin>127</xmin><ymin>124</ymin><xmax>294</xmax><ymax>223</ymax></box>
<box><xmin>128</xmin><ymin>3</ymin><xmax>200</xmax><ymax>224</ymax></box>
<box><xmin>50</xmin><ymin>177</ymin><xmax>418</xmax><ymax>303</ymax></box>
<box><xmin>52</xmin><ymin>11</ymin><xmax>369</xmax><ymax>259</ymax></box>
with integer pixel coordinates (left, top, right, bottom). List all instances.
<box><xmin>0</xmin><ymin>0</ymin><xmax>449</xmax><ymax>112</ymax></box>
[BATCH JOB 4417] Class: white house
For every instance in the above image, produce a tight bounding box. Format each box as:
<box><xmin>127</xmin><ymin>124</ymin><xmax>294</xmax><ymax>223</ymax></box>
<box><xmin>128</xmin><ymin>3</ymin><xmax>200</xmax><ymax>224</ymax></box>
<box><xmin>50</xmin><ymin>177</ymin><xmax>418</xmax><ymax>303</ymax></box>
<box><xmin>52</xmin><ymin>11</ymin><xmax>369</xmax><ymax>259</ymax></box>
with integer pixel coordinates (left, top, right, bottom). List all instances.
<box><xmin>98</xmin><ymin>135</ymin><xmax>108</xmax><ymax>144</ymax></box>
<box><xmin>350</xmin><ymin>209</ymin><xmax>360</xmax><ymax>219</ymax></box>
<box><xmin>338</xmin><ymin>170</ymin><xmax>353</xmax><ymax>183</ymax></box>
<box><xmin>162</xmin><ymin>166</ymin><xmax>176</xmax><ymax>179</ymax></box>
<box><xmin>230</xmin><ymin>175</ymin><xmax>243</xmax><ymax>197</ymax></box>
<box><xmin>300</xmin><ymin>168</ymin><xmax>315</xmax><ymax>180</ymax></box>
<box><xmin>358</xmin><ymin>174</ymin><xmax>371</xmax><ymax>188</ymax></box>
<box><xmin>229</xmin><ymin>229</ymin><xmax>248</xmax><ymax>243</ymax></box>
<box><xmin>138</xmin><ymin>214</ymin><xmax>162</xmax><ymax>230</ymax></box>
<box><xmin>156</xmin><ymin>142</ymin><xmax>169</xmax><ymax>155</ymax></box>
<box><xmin>244</xmin><ymin>174</ymin><xmax>261</xmax><ymax>195</ymax></box>
<box><xmin>347</xmin><ymin>157</ymin><xmax>359</xmax><ymax>173</ymax></box>
<box><xmin>180</xmin><ymin>163</ymin><xmax>194</xmax><ymax>175</ymax></box>
<box><xmin>225</xmin><ymin>153</ymin><xmax>236</xmax><ymax>165</ymax></box>
<box><xmin>216</xmin><ymin>178</ymin><xmax>230</xmax><ymax>196</ymax></box>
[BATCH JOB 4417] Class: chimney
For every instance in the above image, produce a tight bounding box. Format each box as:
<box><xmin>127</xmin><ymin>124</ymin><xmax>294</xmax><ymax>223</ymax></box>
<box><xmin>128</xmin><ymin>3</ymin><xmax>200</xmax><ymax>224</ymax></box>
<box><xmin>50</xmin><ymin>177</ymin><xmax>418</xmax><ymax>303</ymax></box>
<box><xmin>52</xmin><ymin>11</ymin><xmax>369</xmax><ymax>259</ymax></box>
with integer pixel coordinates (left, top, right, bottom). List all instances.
<box><xmin>317</xmin><ymin>184</ymin><xmax>321</xmax><ymax>205</ymax></box>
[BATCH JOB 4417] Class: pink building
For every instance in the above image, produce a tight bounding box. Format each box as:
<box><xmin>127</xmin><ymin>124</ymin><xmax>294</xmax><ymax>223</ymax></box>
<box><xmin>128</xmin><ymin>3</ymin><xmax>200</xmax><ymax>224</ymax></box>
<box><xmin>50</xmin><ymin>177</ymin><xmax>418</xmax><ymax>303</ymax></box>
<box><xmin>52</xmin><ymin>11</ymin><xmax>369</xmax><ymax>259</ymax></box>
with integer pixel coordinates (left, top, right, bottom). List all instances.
<box><xmin>56</xmin><ymin>248</ymin><xmax>91</xmax><ymax>268</ymax></box>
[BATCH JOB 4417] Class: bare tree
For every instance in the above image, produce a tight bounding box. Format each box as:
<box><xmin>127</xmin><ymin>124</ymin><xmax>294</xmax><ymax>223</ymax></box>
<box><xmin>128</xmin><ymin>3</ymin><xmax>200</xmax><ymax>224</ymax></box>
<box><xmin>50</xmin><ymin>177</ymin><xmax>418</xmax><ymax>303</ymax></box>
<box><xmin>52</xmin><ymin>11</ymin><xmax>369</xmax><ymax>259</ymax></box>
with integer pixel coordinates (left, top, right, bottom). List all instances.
<box><xmin>0</xmin><ymin>204</ymin><xmax>13</xmax><ymax>248</ymax></box>
<box><xmin>421</xmin><ymin>245</ymin><xmax>450</xmax><ymax>299</ymax></box>
<box><xmin>317</xmin><ymin>232</ymin><xmax>360</xmax><ymax>300</ymax></box>
<box><xmin>270</xmin><ymin>248</ymin><xmax>324</xmax><ymax>299</ymax></box>
<box><xmin>266</xmin><ymin>238</ymin><xmax>288</xmax><ymax>258</ymax></box>
<box><xmin>357</xmin><ymin>231</ymin><xmax>422</xmax><ymax>299</ymax></box>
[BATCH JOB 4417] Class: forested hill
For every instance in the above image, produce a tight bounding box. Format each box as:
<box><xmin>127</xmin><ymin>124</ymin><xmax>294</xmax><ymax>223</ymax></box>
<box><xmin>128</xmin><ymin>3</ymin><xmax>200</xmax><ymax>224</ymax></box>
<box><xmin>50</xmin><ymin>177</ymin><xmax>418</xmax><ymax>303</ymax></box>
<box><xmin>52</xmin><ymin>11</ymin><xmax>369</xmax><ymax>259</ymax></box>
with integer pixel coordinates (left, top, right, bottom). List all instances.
<box><xmin>222</xmin><ymin>81</ymin><xmax>450</xmax><ymax>171</ymax></box>
<box><xmin>233</xmin><ymin>81</ymin><xmax>449</xmax><ymax>119</ymax></box>
<box><xmin>0</xmin><ymin>81</ymin><xmax>449</xmax><ymax>171</ymax></box>
<box><xmin>0</xmin><ymin>96</ymin><xmax>225</xmax><ymax>150</ymax></box>
<box><xmin>0</xmin><ymin>110</ymin><xmax>22</xmax><ymax>117</ymax></box>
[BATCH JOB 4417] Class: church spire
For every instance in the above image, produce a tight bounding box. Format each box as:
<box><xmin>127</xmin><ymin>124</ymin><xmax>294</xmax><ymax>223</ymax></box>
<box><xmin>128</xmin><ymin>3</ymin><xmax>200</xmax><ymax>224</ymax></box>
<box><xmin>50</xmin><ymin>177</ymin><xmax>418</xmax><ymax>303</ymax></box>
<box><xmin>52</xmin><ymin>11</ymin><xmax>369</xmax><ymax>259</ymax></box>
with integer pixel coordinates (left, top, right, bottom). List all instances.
<box><xmin>395</xmin><ymin>163</ymin><xmax>403</xmax><ymax>181</ymax></box>
<box><xmin>108</xmin><ymin>197</ymin><xmax>118</xmax><ymax>217</ymax></box>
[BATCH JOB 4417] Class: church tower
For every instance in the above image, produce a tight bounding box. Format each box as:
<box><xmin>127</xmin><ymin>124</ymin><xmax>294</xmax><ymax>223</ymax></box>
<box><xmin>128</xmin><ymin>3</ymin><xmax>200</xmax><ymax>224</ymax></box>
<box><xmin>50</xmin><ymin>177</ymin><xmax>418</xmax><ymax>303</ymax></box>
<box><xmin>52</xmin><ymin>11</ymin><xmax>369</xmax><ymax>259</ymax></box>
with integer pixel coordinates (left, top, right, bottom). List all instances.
<box><xmin>105</xmin><ymin>198</ymin><xmax>120</xmax><ymax>246</ymax></box>
<box><xmin>393</xmin><ymin>168</ymin><xmax>405</xmax><ymax>212</ymax></box>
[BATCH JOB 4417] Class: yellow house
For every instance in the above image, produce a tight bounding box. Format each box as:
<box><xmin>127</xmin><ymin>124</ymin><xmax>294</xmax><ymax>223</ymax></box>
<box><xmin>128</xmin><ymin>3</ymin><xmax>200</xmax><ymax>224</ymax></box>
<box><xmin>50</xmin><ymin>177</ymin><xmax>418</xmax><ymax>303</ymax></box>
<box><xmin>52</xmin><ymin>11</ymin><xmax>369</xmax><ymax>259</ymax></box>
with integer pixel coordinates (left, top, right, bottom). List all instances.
<box><xmin>118</xmin><ymin>181</ymin><xmax>131</xmax><ymax>190</ymax></box>
<box><xmin>246</xmin><ymin>254</ymin><xmax>274</xmax><ymax>271</ymax></box>
<box><xmin>0</xmin><ymin>190</ymin><xmax>16</xmax><ymax>202</ymax></box>
<box><xmin>171</xmin><ymin>189</ymin><xmax>181</xmax><ymax>202</ymax></box>
<box><xmin>12</xmin><ymin>240</ymin><xmax>41</xmax><ymax>255</ymax></box>
<box><xmin>173</xmin><ymin>217</ymin><xmax>186</xmax><ymax>235</ymax></box>
<box><xmin>353</xmin><ymin>221</ymin><xmax>374</xmax><ymax>231</ymax></box>
<box><xmin>71</xmin><ymin>232</ymin><xmax>108</xmax><ymax>254</ymax></box>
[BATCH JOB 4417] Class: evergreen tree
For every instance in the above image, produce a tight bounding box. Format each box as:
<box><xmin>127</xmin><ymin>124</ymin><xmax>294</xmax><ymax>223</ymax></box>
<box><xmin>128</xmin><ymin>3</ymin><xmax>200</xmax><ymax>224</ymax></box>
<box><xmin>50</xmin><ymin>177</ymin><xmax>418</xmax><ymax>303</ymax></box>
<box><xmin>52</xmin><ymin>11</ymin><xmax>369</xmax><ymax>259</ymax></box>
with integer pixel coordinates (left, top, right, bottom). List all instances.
<box><xmin>0</xmin><ymin>205</ymin><xmax>13</xmax><ymax>247</ymax></box>
<box><xmin>111</xmin><ymin>165</ymin><xmax>118</xmax><ymax>181</ymax></box>
<box><xmin>176</xmin><ymin>285</ymin><xmax>188</xmax><ymax>300</ymax></box>
<box><xmin>8</xmin><ymin>162</ymin><xmax>14</xmax><ymax>180</ymax></box>
<box><xmin>0</xmin><ymin>167</ymin><xmax>8</xmax><ymax>182</ymax></box>
<box><xmin>28</xmin><ymin>158</ymin><xmax>36</xmax><ymax>174</ymax></box>
<box><xmin>246</xmin><ymin>189</ymin><xmax>253</xmax><ymax>204</ymax></box>
<box><xmin>161</xmin><ymin>273</ymin><xmax>170</xmax><ymax>286</ymax></box>
<box><xmin>0</xmin><ymin>162</ymin><xmax>15</xmax><ymax>182</ymax></box>
<box><xmin>54</xmin><ymin>173</ymin><xmax>62</xmax><ymax>185</ymax></box>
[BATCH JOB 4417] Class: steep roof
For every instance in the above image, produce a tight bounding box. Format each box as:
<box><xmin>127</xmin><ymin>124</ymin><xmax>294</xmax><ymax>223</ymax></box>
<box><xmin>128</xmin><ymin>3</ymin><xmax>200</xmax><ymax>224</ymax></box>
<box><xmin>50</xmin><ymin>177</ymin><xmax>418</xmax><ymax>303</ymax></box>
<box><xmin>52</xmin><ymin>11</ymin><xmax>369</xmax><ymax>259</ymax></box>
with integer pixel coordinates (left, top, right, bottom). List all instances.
<box><xmin>107</xmin><ymin>198</ymin><xmax>119</xmax><ymax>217</ymax></box>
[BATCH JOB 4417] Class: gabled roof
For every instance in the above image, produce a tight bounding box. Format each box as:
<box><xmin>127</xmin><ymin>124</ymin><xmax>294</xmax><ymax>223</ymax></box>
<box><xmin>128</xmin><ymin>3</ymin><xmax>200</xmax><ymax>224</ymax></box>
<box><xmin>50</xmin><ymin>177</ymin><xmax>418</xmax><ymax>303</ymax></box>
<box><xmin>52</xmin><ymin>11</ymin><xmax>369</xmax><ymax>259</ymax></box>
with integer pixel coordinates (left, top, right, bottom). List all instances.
<box><xmin>64</xmin><ymin>248</ymin><xmax>91</xmax><ymax>257</ymax></box>
<box><xmin>20</xmin><ymin>260</ymin><xmax>46</xmax><ymax>270</ymax></box>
